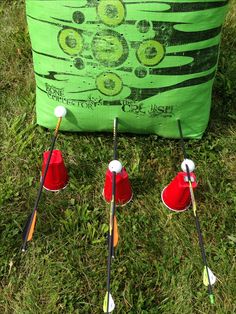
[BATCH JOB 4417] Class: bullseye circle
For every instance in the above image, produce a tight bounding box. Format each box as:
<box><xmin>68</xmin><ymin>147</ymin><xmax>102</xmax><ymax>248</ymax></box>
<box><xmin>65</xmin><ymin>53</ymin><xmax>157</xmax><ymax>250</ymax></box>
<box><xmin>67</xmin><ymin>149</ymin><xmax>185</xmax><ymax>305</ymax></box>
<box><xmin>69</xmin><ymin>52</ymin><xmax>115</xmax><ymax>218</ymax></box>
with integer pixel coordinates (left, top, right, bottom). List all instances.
<box><xmin>137</xmin><ymin>40</ymin><xmax>164</xmax><ymax>66</ymax></box>
<box><xmin>97</xmin><ymin>0</ymin><xmax>125</xmax><ymax>27</ymax></box>
<box><xmin>58</xmin><ymin>28</ymin><xmax>83</xmax><ymax>56</ymax></box>
<box><xmin>92</xmin><ymin>30</ymin><xmax>128</xmax><ymax>67</ymax></box>
<box><xmin>96</xmin><ymin>72</ymin><xmax>123</xmax><ymax>96</ymax></box>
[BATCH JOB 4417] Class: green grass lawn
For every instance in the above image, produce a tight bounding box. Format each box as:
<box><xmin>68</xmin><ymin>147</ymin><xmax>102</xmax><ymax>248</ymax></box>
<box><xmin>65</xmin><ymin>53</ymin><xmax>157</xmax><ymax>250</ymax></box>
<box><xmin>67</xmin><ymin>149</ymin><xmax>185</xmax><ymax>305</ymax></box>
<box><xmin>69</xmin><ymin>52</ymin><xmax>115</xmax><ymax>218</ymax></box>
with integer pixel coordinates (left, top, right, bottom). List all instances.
<box><xmin>0</xmin><ymin>1</ymin><xmax>235</xmax><ymax>313</ymax></box>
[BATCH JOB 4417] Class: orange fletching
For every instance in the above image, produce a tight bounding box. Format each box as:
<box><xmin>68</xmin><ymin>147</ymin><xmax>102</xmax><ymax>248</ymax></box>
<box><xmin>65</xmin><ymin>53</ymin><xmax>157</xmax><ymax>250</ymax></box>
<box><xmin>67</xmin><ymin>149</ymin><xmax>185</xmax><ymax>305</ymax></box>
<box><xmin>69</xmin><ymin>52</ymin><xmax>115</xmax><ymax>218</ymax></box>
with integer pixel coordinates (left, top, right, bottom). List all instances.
<box><xmin>27</xmin><ymin>211</ymin><xmax>37</xmax><ymax>241</ymax></box>
<box><xmin>113</xmin><ymin>216</ymin><xmax>119</xmax><ymax>247</ymax></box>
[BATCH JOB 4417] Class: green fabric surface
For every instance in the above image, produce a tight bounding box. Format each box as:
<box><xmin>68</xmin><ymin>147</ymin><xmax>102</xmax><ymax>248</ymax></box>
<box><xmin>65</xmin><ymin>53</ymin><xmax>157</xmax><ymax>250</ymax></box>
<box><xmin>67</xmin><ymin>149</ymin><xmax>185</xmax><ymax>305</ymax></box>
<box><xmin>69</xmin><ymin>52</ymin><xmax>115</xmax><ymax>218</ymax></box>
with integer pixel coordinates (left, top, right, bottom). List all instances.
<box><xmin>26</xmin><ymin>0</ymin><xmax>229</xmax><ymax>138</ymax></box>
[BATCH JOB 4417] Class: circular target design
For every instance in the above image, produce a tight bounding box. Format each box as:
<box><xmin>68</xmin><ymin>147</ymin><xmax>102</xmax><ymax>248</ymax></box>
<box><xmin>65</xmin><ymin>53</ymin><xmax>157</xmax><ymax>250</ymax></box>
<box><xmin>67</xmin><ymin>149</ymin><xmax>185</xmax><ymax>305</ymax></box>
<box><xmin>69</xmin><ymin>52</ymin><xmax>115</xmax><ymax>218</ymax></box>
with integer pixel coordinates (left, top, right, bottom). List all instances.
<box><xmin>137</xmin><ymin>40</ymin><xmax>165</xmax><ymax>66</ymax></box>
<box><xmin>58</xmin><ymin>28</ymin><xmax>83</xmax><ymax>56</ymax></box>
<box><xmin>72</xmin><ymin>11</ymin><xmax>85</xmax><ymax>24</ymax></box>
<box><xmin>134</xmin><ymin>67</ymin><xmax>148</xmax><ymax>78</ymax></box>
<box><xmin>136</xmin><ymin>20</ymin><xmax>151</xmax><ymax>33</ymax></box>
<box><xmin>96</xmin><ymin>72</ymin><xmax>123</xmax><ymax>96</ymax></box>
<box><xmin>74</xmin><ymin>58</ymin><xmax>85</xmax><ymax>70</ymax></box>
<box><xmin>92</xmin><ymin>30</ymin><xmax>128</xmax><ymax>67</ymax></box>
<box><xmin>97</xmin><ymin>0</ymin><xmax>125</xmax><ymax>27</ymax></box>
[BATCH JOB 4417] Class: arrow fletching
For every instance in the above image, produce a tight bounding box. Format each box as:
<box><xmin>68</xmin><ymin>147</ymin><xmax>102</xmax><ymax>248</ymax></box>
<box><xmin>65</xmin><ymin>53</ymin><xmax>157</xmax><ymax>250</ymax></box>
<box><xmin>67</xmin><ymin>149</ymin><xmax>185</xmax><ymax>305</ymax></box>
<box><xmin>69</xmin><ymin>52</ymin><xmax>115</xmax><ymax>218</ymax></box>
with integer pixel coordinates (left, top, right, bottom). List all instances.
<box><xmin>113</xmin><ymin>216</ymin><xmax>119</xmax><ymax>248</ymax></box>
<box><xmin>103</xmin><ymin>292</ymin><xmax>115</xmax><ymax>313</ymax></box>
<box><xmin>22</xmin><ymin>211</ymin><xmax>37</xmax><ymax>251</ymax></box>
<box><xmin>203</xmin><ymin>266</ymin><xmax>217</xmax><ymax>286</ymax></box>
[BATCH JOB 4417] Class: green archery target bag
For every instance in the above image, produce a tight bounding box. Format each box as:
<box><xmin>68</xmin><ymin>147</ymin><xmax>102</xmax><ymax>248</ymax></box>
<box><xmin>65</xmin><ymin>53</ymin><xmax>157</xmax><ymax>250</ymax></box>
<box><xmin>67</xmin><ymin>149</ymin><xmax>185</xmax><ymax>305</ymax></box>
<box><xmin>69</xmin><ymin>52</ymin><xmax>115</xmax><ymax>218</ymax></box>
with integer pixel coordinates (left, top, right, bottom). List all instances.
<box><xmin>26</xmin><ymin>0</ymin><xmax>229</xmax><ymax>138</ymax></box>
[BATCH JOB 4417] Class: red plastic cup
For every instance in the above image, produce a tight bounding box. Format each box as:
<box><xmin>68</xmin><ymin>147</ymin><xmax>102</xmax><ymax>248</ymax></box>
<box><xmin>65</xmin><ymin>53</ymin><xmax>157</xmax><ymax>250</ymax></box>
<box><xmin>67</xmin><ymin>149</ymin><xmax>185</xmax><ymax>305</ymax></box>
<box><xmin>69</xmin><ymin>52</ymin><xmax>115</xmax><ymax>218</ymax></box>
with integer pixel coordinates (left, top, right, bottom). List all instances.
<box><xmin>161</xmin><ymin>172</ymin><xmax>197</xmax><ymax>212</ymax></box>
<box><xmin>42</xmin><ymin>150</ymin><xmax>69</xmax><ymax>192</ymax></box>
<box><xmin>103</xmin><ymin>164</ymin><xmax>132</xmax><ymax>206</ymax></box>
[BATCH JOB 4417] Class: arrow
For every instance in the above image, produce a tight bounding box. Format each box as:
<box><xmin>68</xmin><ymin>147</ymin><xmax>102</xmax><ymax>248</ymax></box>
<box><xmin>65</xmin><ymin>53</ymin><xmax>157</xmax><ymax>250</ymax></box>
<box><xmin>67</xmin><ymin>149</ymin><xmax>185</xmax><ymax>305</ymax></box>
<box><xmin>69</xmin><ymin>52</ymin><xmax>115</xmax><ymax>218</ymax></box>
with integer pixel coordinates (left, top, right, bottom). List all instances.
<box><xmin>103</xmin><ymin>118</ymin><xmax>119</xmax><ymax>313</ymax></box>
<box><xmin>22</xmin><ymin>106</ymin><xmax>67</xmax><ymax>252</ymax></box>
<box><xmin>177</xmin><ymin>119</ymin><xmax>216</xmax><ymax>305</ymax></box>
<box><xmin>104</xmin><ymin>170</ymin><xmax>116</xmax><ymax>313</ymax></box>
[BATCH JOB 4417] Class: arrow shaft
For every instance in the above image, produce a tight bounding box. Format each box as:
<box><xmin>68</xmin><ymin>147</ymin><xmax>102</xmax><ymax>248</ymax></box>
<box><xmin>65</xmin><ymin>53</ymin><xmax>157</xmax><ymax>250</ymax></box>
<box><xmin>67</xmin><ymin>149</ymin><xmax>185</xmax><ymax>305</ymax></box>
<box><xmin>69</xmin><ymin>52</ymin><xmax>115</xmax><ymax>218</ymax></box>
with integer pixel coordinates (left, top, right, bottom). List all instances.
<box><xmin>36</xmin><ymin>118</ymin><xmax>62</xmax><ymax>209</ymax></box>
<box><xmin>194</xmin><ymin>210</ymin><xmax>214</xmax><ymax>297</ymax></box>
<box><xmin>113</xmin><ymin>117</ymin><xmax>118</xmax><ymax>160</ymax></box>
<box><xmin>177</xmin><ymin>119</ymin><xmax>214</xmax><ymax>304</ymax></box>
<box><xmin>188</xmin><ymin>180</ymin><xmax>213</xmax><ymax>297</ymax></box>
<box><xmin>112</xmin><ymin>118</ymin><xmax>118</xmax><ymax>258</ymax></box>
<box><xmin>22</xmin><ymin>117</ymin><xmax>62</xmax><ymax>251</ymax></box>
<box><xmin>105</xmin><ymin>117</ymin><xmax>119</xmax><ymax>312</ymax></box>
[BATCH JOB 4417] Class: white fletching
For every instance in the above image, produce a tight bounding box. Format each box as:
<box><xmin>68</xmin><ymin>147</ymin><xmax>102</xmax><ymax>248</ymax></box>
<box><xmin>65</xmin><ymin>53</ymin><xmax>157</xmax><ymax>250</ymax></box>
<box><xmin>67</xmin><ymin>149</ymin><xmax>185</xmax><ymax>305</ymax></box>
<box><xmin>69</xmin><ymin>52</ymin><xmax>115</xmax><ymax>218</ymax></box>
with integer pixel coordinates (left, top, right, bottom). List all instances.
<box><xmin>54</xmin><ymin>106</ymin><xmax>67</xmax><ymax>118</ymax></box>
<box><xmin>109</xmin><ymin>160</ymin><xmax>122</xmax><ymax>174</ymax></box>
<box><xmin>181</xmin><ymin>159</ymin><xmax>195</xmax><ymax>173</ymax></box>
<box><xmin>103</xmin><ymin>292</ymin><xmax>115</xmax><ymax>313</ymax></box>
<box><xmin>203</xmin><ymin>267</ymin><xmax>217</xmax><ymax>286</ymax></box>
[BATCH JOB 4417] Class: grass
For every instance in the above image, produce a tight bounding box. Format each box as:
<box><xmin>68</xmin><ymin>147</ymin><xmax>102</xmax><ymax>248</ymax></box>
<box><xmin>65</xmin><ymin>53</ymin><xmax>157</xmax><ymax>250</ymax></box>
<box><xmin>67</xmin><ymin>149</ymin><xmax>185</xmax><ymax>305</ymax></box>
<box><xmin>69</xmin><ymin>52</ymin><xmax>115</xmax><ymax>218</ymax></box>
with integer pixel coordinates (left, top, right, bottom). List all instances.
<box><xmin>0</xmin><ymin>1</ymin><xmax>235</xmax><ymax>313</ymax></box>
